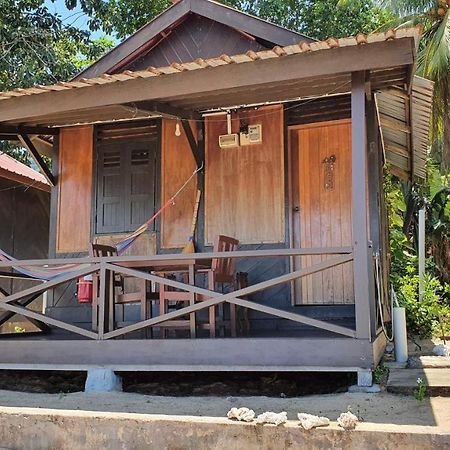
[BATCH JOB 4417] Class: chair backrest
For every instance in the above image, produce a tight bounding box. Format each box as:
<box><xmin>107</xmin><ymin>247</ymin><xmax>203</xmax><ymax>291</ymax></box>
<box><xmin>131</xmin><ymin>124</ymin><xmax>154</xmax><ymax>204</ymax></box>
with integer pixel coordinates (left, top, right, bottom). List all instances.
<box><xmin>212</xmin><ymin>235</ymin><xmax>239</xmax><ymax>278</ymax></box>
<box><xmin>90</xmin><ymin>243</ymin><xmax>118</xmax><ymax>258</ymax></box>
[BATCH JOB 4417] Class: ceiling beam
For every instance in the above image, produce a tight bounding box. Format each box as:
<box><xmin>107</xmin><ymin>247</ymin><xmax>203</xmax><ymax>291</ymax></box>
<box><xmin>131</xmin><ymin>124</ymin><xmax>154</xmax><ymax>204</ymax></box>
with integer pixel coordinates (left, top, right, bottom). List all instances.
<box><xmin>18</xmin><ymin>133</ymin><xmax>55</xmax><ymax>187</ymax></box>
<box><xmin>0</xmin><ymin>125</ymin><xmax>58</xmax><ymax>135</ymax></box>
<box><xmin>124</xmin><ymin>101</ymin><xmax>202</xmax><ymax>120</ymax></box>
<box><xmin>0</xmin><ymin>38</ymin><xmax>415</xmax><ymax>124</ymax></box>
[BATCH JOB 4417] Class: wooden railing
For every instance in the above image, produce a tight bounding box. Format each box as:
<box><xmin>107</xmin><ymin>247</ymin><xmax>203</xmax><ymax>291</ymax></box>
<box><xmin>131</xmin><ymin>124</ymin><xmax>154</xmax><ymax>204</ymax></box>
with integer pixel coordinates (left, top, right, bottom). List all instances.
<box><xmin>0</xmin><ymin>248</ymin><xmax>355</xmax><ymax>340</ymax></box>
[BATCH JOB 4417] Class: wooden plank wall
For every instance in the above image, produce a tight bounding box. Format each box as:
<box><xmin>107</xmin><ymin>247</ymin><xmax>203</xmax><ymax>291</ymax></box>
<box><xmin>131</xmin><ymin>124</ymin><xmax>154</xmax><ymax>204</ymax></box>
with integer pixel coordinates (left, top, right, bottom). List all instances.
<box><xmin>205</xmin><ymin>105</ymin><xmax>284</xmax><ymax>245</ymax></box>
<box><xmin>0</xmin><ymin>178</ymin><xmax>50</xmax><ymax>332</ymax></box>
<box><xmin>125</xmin><ymin>15</ymin><xmax>268</xmax><ymax>72</ymax></box>
<box><xmin>56</xmin><ymin>126</ymin><xmax>93</xmax><ymax>253</ymax></box>
<box><xmin>161</xmin><ymin>119</ymin><xmax>198</xmax><ymax>248</ymax></box>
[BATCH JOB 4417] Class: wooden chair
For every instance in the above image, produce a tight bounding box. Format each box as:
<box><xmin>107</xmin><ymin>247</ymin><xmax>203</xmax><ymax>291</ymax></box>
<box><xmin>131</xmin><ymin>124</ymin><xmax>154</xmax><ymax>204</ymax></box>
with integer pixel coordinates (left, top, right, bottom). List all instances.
<box><xmin>157</xmin><ymin>235</ymin><xmax>239</xmax><ymax>338</ymax></box>
<box><xmin>199</xmin><ymin>235</ymin><xmax>240</xmax><ymax>338</ymax></box>
<box><xmin>91</xmin><ymin>243</ymin><xmax>149</xmax><ymax>334</ymax></box>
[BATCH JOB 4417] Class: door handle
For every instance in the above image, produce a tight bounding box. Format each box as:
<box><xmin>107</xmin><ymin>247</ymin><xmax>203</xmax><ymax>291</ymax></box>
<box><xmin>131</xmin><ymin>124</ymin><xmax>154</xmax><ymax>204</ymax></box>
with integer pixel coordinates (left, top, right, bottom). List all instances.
<box><xmin>293</xmin><ymin>206</ymin><xmax>300</xmax><ymax>212</ymax></box>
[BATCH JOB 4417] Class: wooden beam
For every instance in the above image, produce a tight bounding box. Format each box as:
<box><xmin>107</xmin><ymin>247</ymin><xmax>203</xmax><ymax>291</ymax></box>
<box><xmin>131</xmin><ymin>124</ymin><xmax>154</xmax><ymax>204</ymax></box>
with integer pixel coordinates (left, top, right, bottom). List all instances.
<box><xmin>0</xmin><ymin>301</ymin><xmax>97</xmax><ymax>339</ymax></box>
<box><xmin>351</xmin><ymin>71</ymin><xmax>374</xmax><ymax>340</ymax></box>
<box><xmin>0</xmin><ymin>338</ymin><xmax>377</xmax><ymax>370</ymax></box>
<box><xmin>181</xmin><ymin>120</ymin><xmax>202</xmax><ymax>167</ymax></box>
<box><xmin>0</xmin><ymin>39</ymin><xmax>416</xmax><ymax>124</ymax></box>
<box><xmin>0</xmin><ymin>125</ymin><xmax>59</xmax><ymax>135</ymax></box>
<box><xmin>0</xmin><ymin>247</ymin><xmax>353</xmax><ymax>269</ymax></box>
<box><xmin>18</xmin><ymin>133</ymin><xmax>56</xmax><ymax>187</ymax></box>
<box><xmin>103</xmin><ymin>254</ymin><xmax>354</xmax><ymax>339</ymax></box>
<box><xmin>0</xmin><ymin>265</ymin><xmax>97</xmax><ymax>305</ymax></box>
<box><xmin>126</xmin><ymin>101</ymin><xmax>201</xmax><ymax>121</ymax></box>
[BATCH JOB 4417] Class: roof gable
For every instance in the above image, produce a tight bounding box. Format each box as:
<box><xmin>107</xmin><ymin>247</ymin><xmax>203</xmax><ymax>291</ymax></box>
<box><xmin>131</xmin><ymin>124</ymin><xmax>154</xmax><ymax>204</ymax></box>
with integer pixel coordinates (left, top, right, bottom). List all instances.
<box><xmin>123</xmin><ymin>14</ymin><xmax>270</xmax><ymax>72</ymax></box>
<box><xmin>77</xmin><ymin>0</ymin><xmax>312</xmax><ymax>79</ymax></box>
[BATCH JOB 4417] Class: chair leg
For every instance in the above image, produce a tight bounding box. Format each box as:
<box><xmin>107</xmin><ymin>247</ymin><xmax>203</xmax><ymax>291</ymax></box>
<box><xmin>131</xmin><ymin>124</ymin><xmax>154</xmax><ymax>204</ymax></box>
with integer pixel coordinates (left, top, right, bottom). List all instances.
<box><xmin>208</xmin><ymin>271</ymin><xmax>216</xmax><ymax>338</ymax></box>
<box><xmin>92</xmin><ymin>276</ymin><xmax>98</xmax><ymax>332</ymax></box>
<box><xmin>159</xmin><ymin>283</ymin><xmax>167</xmax><ymax>339</ymax></box>
<box><xmin>230</xmin><ymin>303</ymin><xmax>237</xmax><ymax>338</ymax></box>
<box><xmin>139</xmin><ymin>278</ymin><xmax>148</xmax><ymax>338</ymax></box>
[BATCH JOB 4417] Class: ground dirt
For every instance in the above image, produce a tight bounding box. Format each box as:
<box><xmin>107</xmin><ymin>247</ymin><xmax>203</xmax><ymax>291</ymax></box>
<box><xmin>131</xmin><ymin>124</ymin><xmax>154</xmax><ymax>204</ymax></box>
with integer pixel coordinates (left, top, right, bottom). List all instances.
<box><xmin>0</xmin><ymin>389</ymin><xmax>448</xmax><ymax>428</ymax></box>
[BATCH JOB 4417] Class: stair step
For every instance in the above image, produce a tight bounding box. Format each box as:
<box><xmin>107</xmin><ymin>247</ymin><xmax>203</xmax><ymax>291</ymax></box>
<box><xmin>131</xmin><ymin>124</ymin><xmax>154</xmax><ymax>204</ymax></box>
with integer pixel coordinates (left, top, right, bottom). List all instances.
<box><xmin>387</xmin><ymin>368</ymin><xmax>450</xmax><ymax>396</ymax></box>
<box><xmin>408</xmin><ymin>356</ymin><xmax>450</xmax><ymax>369</ymax></box>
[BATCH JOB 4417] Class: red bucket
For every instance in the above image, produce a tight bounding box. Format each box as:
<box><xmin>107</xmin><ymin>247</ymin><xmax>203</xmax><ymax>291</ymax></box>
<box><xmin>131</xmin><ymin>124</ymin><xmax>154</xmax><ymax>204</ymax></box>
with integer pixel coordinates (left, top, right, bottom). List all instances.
<box><xmin>77</xmin><ymin>276</ymin><xmax>93</xmax><ymax>303</ymax></box>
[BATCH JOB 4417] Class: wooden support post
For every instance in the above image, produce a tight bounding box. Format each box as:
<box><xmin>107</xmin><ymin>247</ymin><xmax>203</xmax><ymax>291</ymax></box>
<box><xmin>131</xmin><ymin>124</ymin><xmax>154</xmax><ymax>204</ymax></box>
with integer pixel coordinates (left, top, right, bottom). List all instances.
<box><xmin>366</xmin><ymin>95</ymin><xmax>380</xmax><ymax>338</ymax></box>
<box><xmin>18</xmin><ymin>133</ymin><xmax>56</xmax><ymax>186</ymax></box>
<box><xmin>181</xmin><ymin>120</ymin><xmax>203</xmax><ymax>168</ymax></box>
<box><xmin>351</xmin><ymin>71</ymin><xmax>374</xmax><ymax>341</ymax></box>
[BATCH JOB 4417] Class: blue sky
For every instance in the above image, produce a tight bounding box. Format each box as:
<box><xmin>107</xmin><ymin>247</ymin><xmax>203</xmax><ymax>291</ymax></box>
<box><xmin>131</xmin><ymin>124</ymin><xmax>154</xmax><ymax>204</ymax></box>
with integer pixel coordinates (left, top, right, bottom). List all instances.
<box><xmin>44</xmin><ymin>0</ymin><xmax>105</xmax><ymax>38</ymax></box>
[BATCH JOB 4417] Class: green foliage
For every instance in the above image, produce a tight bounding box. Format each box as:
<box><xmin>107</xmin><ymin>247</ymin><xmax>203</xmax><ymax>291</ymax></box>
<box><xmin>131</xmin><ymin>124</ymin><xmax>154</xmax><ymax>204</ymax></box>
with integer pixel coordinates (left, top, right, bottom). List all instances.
<box><xmin>66</xmin><ymin>0</ymin><xmax>394</xmax><ymax>40</ymax></box>
<box><xmin>224</xmin><ymin>0</ymin><xmax>393</xmax><ymax>39</ymax></box>
<box><xmin>414</xmin><ymin>377</ymin><xmax>427</xmax><ymax>401</ymax></box>
<box><xmin>297</xmin><ymin>0</ymin><xmax>393</xmax><ymax>40</ymax></box>
<box><xmin>373</xmin><ymin>362</ymin><xmax>389</xmax><ymax>385</ymax></box>
<box><xmin>0</xmin><ymin>1</ymin><xmax>113</xmax><ymax>165</ymax></box>
<box><xmin>0</xmin><ymin>1</ymin><xmax>113</xmax><ymax>92</ymax></box>
<box><xmin>396</xmin><ymin>265</ymin><xmax>450</xmax><ymax>339</ymax></box>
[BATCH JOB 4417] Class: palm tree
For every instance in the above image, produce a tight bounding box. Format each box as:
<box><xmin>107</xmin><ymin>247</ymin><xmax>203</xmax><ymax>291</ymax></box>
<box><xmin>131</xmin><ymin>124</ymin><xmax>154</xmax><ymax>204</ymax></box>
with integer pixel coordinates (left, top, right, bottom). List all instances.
<box><xmin>339</xmin><ymin>1</ymin><xmax>450</xmax><ymax>172</ymax></box>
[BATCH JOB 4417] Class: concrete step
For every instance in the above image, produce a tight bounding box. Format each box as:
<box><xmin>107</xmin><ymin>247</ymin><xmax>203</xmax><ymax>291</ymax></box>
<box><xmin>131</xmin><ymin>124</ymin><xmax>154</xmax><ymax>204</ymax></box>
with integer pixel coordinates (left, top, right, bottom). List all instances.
<box><xmin>387</xmin><ymin>368</ymin><xmax>450</xmax><ymax>396</ymax></box>
<box><xmin>408</xmin><ymin>356</ymin><xmax>450</xmax><ymax>369</ymax></box>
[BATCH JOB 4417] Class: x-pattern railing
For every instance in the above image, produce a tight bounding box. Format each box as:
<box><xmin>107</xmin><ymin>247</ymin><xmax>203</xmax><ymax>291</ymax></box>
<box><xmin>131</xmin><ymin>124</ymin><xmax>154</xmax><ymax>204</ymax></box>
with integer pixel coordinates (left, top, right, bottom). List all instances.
<box><xmin>0</xmin><ymin>248</ymin><xmax>355</xmax><ymax>340</ymax></box>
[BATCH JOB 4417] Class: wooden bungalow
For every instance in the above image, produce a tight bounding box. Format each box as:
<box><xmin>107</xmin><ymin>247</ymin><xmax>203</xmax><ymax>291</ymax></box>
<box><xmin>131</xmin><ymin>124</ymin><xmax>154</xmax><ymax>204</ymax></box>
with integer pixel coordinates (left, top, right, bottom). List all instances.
<box><xmin>0</xmin><ymin>153</ymin><xmax>50</xmax><ymax>333</ymax></box>
<box><xmin>0</xmin><ymin>0</ymin><xmax>433</xmax><ymax>385</ymax></box>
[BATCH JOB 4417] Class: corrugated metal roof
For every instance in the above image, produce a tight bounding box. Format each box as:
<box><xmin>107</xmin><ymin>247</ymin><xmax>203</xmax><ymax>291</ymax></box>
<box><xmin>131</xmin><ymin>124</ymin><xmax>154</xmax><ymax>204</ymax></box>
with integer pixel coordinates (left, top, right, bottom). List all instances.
<box><xmin>376</xmin><ymin>75</ymin><xmax>433</xmax><ymax>179</ymax></box>
<box><xmin>0</xmin><ymin>27</ymin><xmax>421</xmax><ymax>102</ymax></box>
<box><xmin>0</xmin><ymin>153</ymin><xmax>50</xmax><ymax>192</ymax></box>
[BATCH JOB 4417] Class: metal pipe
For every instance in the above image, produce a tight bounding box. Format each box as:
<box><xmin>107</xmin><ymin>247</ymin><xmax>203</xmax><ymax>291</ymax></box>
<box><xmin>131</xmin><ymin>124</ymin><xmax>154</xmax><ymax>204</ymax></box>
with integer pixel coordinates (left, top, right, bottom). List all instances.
<box><xmin>418</xmin><ymin>207</ymin><xmax>426</xmax><ymax>300</ymax></box>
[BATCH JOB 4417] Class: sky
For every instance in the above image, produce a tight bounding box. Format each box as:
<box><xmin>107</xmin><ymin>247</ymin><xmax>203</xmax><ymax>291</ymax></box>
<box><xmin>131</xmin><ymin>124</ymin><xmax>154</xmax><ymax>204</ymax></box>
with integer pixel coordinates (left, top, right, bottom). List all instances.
<box><xmin>43</xmin><ymin>0</ymin><xmax>105</xmax><ymax>38</ymax></box>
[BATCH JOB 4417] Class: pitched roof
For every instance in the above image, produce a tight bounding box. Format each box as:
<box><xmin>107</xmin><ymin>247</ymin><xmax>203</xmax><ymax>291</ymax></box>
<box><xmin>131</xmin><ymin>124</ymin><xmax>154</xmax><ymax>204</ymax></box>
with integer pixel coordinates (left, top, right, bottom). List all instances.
<box><xmin>0</xmin><ymin>27</ymin><xmax>420</xmax><ymax>105</ymax></box>
<box><xmin>0</xmin><ymin>27</ymin><xmax>428</xmax><ymax>179</ymax></box>
<box><xmin>77</xmin><ymin>0</ymin><xmax>313</xmax><ymax>79</ymax></box>
<box><xmin>0</xmin><ymin>153</ymin><xmax>50</xmax><ymax>192</ymax></box>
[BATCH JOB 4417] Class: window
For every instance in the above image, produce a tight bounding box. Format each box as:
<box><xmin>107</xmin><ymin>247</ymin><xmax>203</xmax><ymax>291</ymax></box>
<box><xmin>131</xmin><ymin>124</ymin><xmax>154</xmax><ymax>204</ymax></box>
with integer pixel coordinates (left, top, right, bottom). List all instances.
<box><xmin>95</xmin><ymin>122</ymin><xmax>158</xmax><ymax>234</ymax></box>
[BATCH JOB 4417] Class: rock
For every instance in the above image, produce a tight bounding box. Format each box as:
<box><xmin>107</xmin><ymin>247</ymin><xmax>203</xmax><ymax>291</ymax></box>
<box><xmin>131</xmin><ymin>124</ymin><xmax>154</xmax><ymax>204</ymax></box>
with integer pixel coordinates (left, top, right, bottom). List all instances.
<box><xmin>385</xmin><ymin>343</ymin><xmax>394</xmax><ymax>354</ymax></box>
<box><xmin>337</xmin><ymin>411</ymin><xmax>359</xmax><ymax>430</ymax></box>
<box><xmin>227</xmin><ymin>407</ymin><xmax>255</xmax><ymax>422</ymax></box>
<box><xmin>256</xmin><ymin>411</ymin><xmax>287</xmax><ymax>426</ymax></box>
<box><xmin>297</xmin><ymin>413</ymin><xmax>330</xmax><ymax>430</ymax></box>
<box><xmin>433</xmin><ymin>344</ymin><xmax>450</xmax><ymax>357</ymax></box>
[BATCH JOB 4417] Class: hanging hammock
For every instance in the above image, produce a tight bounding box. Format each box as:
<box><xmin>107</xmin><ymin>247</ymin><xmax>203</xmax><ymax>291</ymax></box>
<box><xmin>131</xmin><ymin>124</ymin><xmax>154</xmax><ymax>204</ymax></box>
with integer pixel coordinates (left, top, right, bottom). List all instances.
<box><xmin>0</xmin><ymin>165</ymin><xmax>202</xmax><ymax>281</ymax></box>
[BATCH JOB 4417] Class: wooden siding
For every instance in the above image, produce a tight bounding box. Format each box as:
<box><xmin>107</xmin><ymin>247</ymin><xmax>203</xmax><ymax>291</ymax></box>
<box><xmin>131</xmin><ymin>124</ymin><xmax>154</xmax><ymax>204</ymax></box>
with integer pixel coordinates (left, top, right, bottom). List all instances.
<box><xmin>161</xmin><ymin>119</ymin><xmax>198</xmax><ymax>248</ymax></box>
<box><xmin>291</xmin><ymin>120</ymin><xmax>354</xmax><ymax>305</ymax></box>
<box><xmin>287</xmin><ymin>95</ymin><xmax>351</xmax><ymax>126</ymax></box>
<box><xmin>124</xmin><ymin>14</ymin><xmax>268</xmax><ymax>72</ymax></box>
<box><xmin>57</xmin><ymin>126</ymin><xmax>93</xmax><ymax>253</ymax></box>
<box><xmin>205</xmin><ymin>105</ymin><xmax>285</xmax><ymax>245</ymax></box>
<box><xmin>0</xmin><ymin>178</ymin><xmax>49</xmax><ymax>331</ymax></box>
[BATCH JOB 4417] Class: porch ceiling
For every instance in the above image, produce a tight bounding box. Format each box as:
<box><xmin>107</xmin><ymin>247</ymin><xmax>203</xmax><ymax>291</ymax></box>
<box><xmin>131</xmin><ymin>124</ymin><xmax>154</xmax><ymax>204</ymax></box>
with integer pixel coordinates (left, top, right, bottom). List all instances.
<box><xmin>0</xmin><ymin>27</ymin><xmax>420</xmax><ymax>129</ymax></box>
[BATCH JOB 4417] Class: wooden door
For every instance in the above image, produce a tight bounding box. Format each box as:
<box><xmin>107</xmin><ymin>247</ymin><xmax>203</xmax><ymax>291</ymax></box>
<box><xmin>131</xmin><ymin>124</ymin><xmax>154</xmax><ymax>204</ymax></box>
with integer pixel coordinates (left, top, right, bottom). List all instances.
<box><xmin>290</xmin><ymin>120</ymin><xmax>354</xmax><ymax>305</ymax></box>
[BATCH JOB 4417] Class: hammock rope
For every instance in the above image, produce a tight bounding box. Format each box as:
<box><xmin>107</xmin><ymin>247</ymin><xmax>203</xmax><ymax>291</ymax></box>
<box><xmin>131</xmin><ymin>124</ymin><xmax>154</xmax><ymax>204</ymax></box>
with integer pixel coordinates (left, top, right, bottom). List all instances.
<box><xmin>0</xmin><ymin>164</ymin><xmax>203</xmax><ymax>281</ymax></box>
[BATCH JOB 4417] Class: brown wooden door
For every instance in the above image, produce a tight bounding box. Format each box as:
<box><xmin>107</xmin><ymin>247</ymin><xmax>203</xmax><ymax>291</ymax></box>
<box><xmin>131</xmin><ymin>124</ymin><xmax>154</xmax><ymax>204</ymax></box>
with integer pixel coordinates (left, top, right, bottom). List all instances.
<box><xmin>290</xmin><ymin>119</ymin><xmax>354</xmax><ymax>305</ymax></box>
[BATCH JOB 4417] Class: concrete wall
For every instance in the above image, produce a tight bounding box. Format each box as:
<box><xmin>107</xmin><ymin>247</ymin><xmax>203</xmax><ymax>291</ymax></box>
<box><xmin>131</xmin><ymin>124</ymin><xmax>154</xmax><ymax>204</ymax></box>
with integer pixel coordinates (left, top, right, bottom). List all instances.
<box><xmin>0</xmin><ymin>407</ymin><xmax>448</xmax><ymax>450</ymax></box>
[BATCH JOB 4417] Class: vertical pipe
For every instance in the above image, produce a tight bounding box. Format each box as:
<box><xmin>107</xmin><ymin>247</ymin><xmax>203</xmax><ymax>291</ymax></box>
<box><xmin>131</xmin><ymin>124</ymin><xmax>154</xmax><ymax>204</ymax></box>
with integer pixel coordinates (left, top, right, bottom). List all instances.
<box><xmin>418</xmin><ymin>208</ymin><xmax>425</xmax><ymax>300</ymax></box>
<box><xmin>393</xmin><ymin>307</ymin><xmax>408</xmax><ymax>363</ymax></box>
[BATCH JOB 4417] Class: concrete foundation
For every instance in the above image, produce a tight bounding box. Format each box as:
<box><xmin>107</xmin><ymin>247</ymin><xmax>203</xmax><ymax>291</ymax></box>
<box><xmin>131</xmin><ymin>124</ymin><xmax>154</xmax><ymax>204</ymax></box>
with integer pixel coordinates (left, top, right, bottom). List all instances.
<box><xmin>357</xmin><ymin>368</ymin><xmax>373</xmax><ymax>387</ymax></box>
<box><xmin>85</xmin><ymin>368</ymin><xmax>122</xmax><ymax>393</ymax></box>
<box><xmin>0</xmin><ymin>406</ymin><xmax>448</xmax><ymax>450</ymax></box>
